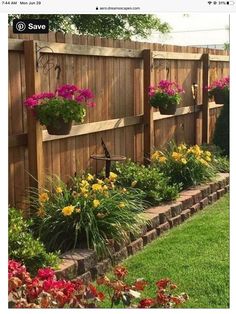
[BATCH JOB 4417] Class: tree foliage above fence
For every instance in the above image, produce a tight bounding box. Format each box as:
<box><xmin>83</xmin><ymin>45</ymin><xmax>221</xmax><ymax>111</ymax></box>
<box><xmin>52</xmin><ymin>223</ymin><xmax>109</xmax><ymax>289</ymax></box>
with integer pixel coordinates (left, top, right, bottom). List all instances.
<box><xmin>8</xmin><ymin>14</ymin><xmax>170</xmax><ymax>39</ymax></box>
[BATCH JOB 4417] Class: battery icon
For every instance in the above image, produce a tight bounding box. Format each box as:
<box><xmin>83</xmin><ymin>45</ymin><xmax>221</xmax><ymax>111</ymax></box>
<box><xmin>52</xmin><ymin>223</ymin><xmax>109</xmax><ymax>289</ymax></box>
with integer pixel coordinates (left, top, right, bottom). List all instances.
<box><xmin>227</xmin><ymin>1</ymin><xmax>235</xmax><ymax>4</ymax></box>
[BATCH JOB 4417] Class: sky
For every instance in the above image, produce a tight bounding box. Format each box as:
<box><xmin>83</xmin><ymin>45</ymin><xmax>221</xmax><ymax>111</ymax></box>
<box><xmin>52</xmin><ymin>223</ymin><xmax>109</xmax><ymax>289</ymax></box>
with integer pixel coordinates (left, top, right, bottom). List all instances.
<box><xmin>136</xmin><ymin>13</ymin><xmax>229</xmax><ymax>47</ymax></box>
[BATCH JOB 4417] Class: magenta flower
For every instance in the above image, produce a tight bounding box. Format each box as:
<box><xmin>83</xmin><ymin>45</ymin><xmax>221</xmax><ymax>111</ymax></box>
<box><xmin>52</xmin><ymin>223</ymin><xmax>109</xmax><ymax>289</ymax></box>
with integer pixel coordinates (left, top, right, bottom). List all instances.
<box><xmin>37</xmin><ymin>267</ymin><xmax>55</xmax><ymax>280</ymax></box>
<box><xmin>208</xmin><ymin>76</ymin><xmax>229</xmax><ymax>91</ymax></box>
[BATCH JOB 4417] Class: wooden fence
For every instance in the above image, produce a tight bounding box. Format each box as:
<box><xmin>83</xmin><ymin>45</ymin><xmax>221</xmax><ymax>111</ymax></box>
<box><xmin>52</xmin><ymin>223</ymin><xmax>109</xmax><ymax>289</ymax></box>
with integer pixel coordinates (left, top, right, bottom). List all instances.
<box><xmin>8</xmin><ymin>28</ymin><xmax>229</xmax><ymax>208</ymax></box>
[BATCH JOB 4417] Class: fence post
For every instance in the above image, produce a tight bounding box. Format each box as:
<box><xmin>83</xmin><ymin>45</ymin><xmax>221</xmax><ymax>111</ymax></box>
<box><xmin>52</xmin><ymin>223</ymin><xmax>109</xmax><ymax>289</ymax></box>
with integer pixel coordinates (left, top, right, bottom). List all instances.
<box><xmin>143</xmin><ymin>49</ymin><xmax>153</xmax><ymax>163</ymax></box>
<box><xmin>202</xmin><ymin>53</ymin><xmax>210</xmax><ymax>144</ymax></box>
<box><xmin>24</xmin><ymin>40</ymin><xmax>44</xmax><ymax>191</ymax></box>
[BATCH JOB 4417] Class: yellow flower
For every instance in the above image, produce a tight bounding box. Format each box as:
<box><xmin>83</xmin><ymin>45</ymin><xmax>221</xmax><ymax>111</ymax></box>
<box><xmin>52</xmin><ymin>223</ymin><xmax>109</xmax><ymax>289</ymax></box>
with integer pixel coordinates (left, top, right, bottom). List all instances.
<box><xmin>205</xmin><ymin>156</ymin><xmax>211</xmax><ymax>162</ymax></box>
<box><xmin>131</xmin><ymin>180</ymin><xmax>138</xmax><ymax>187</ymax></box>
<box><xmin>97</xmin><ymin>179</ymin><xmax>104</xmax><ymax>185</ymax></box>
<box><xmin>39</xmin><ymin>192</ymin><xmax>49</xmax><ymax>203</ymax></box>
<box><xmin>109</xmin><ymin>172</ymin><xmax>117</xmax><ymax>181</ymax></box>
<box><xmin>92</xmin><ymin>183</ymin><xmax>103</xmax><ymax>192</ymax></box>
<box><xmin>56</xmin><ymin>186</ymin><xmax>62</xmax><ymax>194</ymax></box>
<box><xmin>181</xmin><ymin>158</ymin><xmax>187</xmax><ymax>165</ymax></box>
<box><xmin>205</xmin><ymin>151</ymin><xmax>211</xmax><ymax>157</ymax></box>
<box><xmin>80</xmin><ymin>180</ymin><xmax>89</xmax><ymax>188</ymax></box>
<box><xmin>62</xmin><ymin>205</ymin><xmax>75</xmax><ymax>216</ymax></box>
<box><xmin>87</xmin><ymin>173</ymin><xmax>94</xmax><ymax>181</ymax></box>
<box><xmin>83</xmin><ymin>193</ymin><xmax>89</xmax><ymax>198</ymax></box>
<box><xmin>103</xmin><ymin>185</ymin><xmax>108</xmax><ymax>191</ymax></box>
<box><xmin>159</xmin><ymin>156</ymin><xmax>167</xmax><ymax>163</ymax></box>
<box><xmin>75</xmin><ymin>207</ymin><xmax>81</xmax><ymax>213</ymax></box>
<box><xmin>151</xmin><ymin>151</ymin><xmax>160</xmax><ymax>161</ymax></box>
<box><xmin>119</xmin><ymin>202</ymin><xmax>126</xmax><ymax>208</ymax></box>
<box><xmin>80</xmin><ymin>187</ymin><xmax>89</xmax><ymax>194</ymax></box>
<box><xmin>178</xmin><ymin>144</ymin><xmax>187</xmax><ymax>151</ymax></box>
<box><xmin>199</xmin><ymin>158</ymin><xmax>208</xmax><ymax>166</ymax></box>
<box><xmin>172</xmin><ymin>152</ymin><xmax>182</xmax><ymax>161</ymax></box>
<box><xmin>93</xmin><ymin>199</ymin><xmax>100</xmax><ymax>208</ymax></box>
<box><xmin>37</xmin><ymin>207</ymin><xmax>46</xmax><ymax>218</ymax></box>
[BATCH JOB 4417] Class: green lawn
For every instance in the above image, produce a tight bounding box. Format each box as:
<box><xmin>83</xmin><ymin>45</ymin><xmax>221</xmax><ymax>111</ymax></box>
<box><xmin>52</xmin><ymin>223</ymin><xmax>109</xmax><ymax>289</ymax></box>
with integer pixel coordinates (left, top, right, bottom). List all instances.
<box><xmin>99</xmin><ymin>194</ymin><xmax>229</xmax><ymax>308</ymax></box>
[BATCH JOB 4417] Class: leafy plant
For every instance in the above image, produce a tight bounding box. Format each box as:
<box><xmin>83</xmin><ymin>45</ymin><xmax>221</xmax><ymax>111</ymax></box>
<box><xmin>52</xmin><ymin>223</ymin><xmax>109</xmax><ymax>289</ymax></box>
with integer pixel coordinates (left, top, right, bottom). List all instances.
<box><xmin>112</xmin><ymin>160</ymin><xmax>180</xmax><ymax>204</ymax></box>
<box><xmin>151</xmin><ymin>142</ymin><xmax>216</xmax><ymax>188</ymax></box>
<box><xmin>30</xmin><ymin>173</ymin><xmax>145</xmax><ymax>257</ymax></box>
<box><xmin>8</xmin><ymin>207</ymin><xmax>59</xmax><ymax>275</ymax></box>
<box><xmin>149</xmin><ymin>80</ymin><xmax>184</xmax><ymax>109</ymax></box>
<box><xmin>24</xmin><ymin>84</ymin><xmax>96</xmax><ymax>127</ymax></box>
<box><xmin>9</xmin><ymin>260</ymin><xmax>188</xmax><ymax>308</ymax></box>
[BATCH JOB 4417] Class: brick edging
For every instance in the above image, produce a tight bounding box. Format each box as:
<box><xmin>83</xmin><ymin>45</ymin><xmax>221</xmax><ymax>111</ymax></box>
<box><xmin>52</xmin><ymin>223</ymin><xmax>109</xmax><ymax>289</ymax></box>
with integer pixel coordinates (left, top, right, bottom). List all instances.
<box><xmin>55</xmin><ymin>173</ymin><xmax>229</xmax><ymax>282</ymax></box>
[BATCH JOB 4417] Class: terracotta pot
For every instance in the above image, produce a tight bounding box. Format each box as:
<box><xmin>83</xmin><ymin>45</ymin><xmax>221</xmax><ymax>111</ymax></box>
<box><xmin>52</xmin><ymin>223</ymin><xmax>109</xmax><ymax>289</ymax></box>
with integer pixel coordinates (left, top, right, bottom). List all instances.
<box><xmin>46</xmin><ymin>119</ymin><xmax>72</xmax><ymax>135</ymax></box>
<box><xmin>159</xmin><ymin>102</ymin><xmax>177</xmax><ymax>115</ymax></box>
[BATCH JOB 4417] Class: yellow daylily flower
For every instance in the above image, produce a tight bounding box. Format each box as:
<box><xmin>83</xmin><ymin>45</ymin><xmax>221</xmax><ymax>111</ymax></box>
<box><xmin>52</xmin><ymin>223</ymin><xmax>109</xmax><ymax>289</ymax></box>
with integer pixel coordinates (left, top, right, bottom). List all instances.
<box><xmin>62</xmin><ymin>205</ymin><xmax>75</xmax><ymax>216</ymax></box>
<box><xmin>159</xmin><ymin>156</ymin><xmax>167</xmax><ymax>163</ymax></box>
<box><xmin>109</xmin><ymin>172</ymin><xmax>117</xmax><ymax>181</ymax></box>
<box><xmin>119</xmin><ymin>202</ymin><xmax>126</xmax><ymax>208</ymax></box>
<box><xmin>87</xmin><ymin>173</ymin><xmax>94</xmax><ymax>181</ymax></box>
<box><xmin>55</xmin><ymin>186</ymin><xmax>63</xmax><ymax>194</ymax></box>
<box><xmin>93</xmin><ymin>199</ymin><xmax>100</xmax><ymax>208</ymax></box>
<box><xmin>39</xmin><ymin>192</ymin><xmax>49</xmax><ymax>203</ymax></box>
<box><xmin>92</xmin><ymin>183</ymin><xmax>103</xmax><ymax>192</ymax></box>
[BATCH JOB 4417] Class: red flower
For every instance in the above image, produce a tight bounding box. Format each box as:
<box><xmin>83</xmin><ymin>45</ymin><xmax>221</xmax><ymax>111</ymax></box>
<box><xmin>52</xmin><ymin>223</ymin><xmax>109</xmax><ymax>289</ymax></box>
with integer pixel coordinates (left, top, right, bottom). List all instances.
<box><xmin>134</xmin><ymin>279</ymin><xmax>148</xmax><ymax>291</ymax></box>
<box><xmin>114</xmin><ymin>266</ymin><xmax>128</xmax><ymax>279</ymax></box>
<box><xmin>138</xmin><ymin>298</ymin><xmax>154</xmax><ymax>308</ymax></box>
<box><xmin>156</xmin><ymin>278</ymin><xmax>170</xmax><ymax>290</ymax></box>
<box><xmin>97</xmin><ymin>292</ymin><xmax>105</xmax><ymax>301</ymax></box>
<box><xmin>37</xmin><ymin>268</ymin><xmax>55</xmax><ymax>280</ymax></box>
<box><xmin>170</xmin><ymin>296</ymin><xmax>182</xmax><ymax>305</ymax></box>
<box><xmin>156</xmin><ymin>291</ymin><xmax>170</xmax><ymax>305</ymax></box>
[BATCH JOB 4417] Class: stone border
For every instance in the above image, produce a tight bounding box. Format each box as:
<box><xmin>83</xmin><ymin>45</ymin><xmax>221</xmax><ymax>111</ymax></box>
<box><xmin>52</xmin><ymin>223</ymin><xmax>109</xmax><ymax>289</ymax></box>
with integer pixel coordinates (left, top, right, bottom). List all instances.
<box><xmin>55</xmin><ymin>173</ymin><xmax>229</xmax><ymax>282</ymax></box>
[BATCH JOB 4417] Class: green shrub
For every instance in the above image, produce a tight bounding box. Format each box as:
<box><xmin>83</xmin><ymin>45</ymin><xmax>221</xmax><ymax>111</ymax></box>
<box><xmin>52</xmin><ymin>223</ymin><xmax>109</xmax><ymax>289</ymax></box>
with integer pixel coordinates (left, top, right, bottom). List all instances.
<box><xmin>213</xmin><ymin>102</ymin><xmax>229</xmax><ymax>156</ymax></box>
<box><xmin>151</xmin><ymin>142</ymin><xmax>216</xmax><ymax>189</ymax></box>
<box><xmin>30</xmin><ymin>174</ymin><xmax>145</xmax><ymax>257</ymax></box>
<box><xmin>112</xmin><ymin>160</ymin><xmax>180</xmax><ymax>204</ymax></box>
<box><xmin>8</xmin><ymin>207</ymin><xmax>59</xmax><ymax>275</ymax></box>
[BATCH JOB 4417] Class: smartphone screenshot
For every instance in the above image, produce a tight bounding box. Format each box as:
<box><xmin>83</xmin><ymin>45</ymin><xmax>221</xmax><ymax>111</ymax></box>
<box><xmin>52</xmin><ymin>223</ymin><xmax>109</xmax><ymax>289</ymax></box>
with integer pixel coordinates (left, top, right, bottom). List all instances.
<box><xmin>1</xmin><ymin>1</ymin><xmax>234</xmax><ymax>312</ymax></box>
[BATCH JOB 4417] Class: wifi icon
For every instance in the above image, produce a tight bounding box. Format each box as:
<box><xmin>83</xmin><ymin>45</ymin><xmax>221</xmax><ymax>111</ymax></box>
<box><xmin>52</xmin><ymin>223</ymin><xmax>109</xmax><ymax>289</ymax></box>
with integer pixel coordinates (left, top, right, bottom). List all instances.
<box><xmin>208</xmin><ymin>1</ymin><xmax>212</xmax><ymax>4</ymax></box>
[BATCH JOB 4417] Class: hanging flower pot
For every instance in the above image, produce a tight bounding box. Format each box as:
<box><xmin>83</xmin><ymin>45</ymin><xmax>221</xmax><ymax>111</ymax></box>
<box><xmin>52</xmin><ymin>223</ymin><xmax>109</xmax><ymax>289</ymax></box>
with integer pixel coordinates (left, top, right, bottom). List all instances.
<box><xmin>208</xmin><ymin>76</ymin><xmax>229</xmax><ymax>104</ymax></box>
<box><xmin>159</xmin><ymin>102</ymin><xmax>177</xmax><ymax>115</ymax></box>
<box><xmin>149</xmin><ymin>80</ymin><xmax>184</xmax><ymax>115</ymax></box>
<box><xmin>213</xmin><ymin>89</ymin><xmax>228</xmax><ymax>104</ymax></box>
<box><xmin>24</xmin><ymin>84</ymin><xmax>96</xmax><ymax>136</ymax></box>
<box><xmin>46</xmin><ymin>118</ymin><xmax>72</xmax><ymax>135</ymax></box>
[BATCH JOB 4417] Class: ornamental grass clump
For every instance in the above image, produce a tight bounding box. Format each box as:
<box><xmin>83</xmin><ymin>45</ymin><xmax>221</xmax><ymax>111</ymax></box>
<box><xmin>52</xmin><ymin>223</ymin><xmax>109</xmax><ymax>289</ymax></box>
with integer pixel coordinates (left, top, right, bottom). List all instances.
<box><xmin>24</xmin><ymin>84</ymin><xmax>96</xmax><ymax>134</ymax></box>
<box><xmin>149</xmin><ymin>80</ymin><xmax>184</xmax><ymax>114</ymax></box>
<box><xmin>151</xmin><ymin>142</ymin><xmax>216</xmax><ymax>188</ymax></box>
<box><xmin>112</xmin><ymin>160</ymin><xmax>180</xmax><ymax>204</ymax></box>
<box><xmin>9</xmin><ymin>260</ymin><xmax>188</xmax><ymax>309</ymax></box>
<box><xmin>30</xmin><ymin>173</ymin><xmax>145</xmax><ymax>257</ymax></box>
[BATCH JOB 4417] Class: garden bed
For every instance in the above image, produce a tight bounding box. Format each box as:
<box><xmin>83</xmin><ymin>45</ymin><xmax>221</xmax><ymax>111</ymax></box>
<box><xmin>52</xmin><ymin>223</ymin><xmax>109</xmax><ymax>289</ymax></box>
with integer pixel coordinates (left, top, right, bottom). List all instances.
<box><xmin>55</xmin><ymin>172</ymin><xmax>229</xmax><ymax>282</ymax></box>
